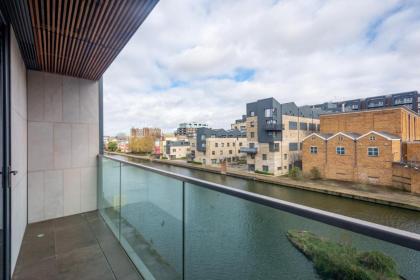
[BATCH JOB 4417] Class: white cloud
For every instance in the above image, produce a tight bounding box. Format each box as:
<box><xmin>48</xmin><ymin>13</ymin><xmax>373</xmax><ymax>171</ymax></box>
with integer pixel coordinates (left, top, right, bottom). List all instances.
<box><xmin>103</xmin><ymin>0</ymin><xmax>420</xmax><ymax>135</ymax></box>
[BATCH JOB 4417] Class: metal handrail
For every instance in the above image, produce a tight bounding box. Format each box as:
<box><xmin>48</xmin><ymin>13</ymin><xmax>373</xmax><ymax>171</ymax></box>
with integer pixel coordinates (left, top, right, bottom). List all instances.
<box><xmin>101</xmin><ymin>154</ymin><xmax>420</xmax><ymax>251</ymax></box>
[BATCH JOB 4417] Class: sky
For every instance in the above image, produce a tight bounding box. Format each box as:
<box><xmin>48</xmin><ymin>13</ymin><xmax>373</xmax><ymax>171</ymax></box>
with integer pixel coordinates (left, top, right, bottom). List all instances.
<box><xmin>103</xmin><ymin>0</ymin><xmax>420</xmax><ymax>136</ymax></box>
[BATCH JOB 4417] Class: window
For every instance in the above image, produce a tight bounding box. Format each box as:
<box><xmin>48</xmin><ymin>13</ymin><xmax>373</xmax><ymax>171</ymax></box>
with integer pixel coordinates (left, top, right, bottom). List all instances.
<box><xmin>265</xmin><ymin>108</ymin><xmax>273</xmax><ymax>117</ymax></box>
<box><xmin>212</xmin><ymin>151</ymin><xmax>215</xmax><ymax>155</ymax></box>
<box><xmin>368</xmin><ymin>147</ymin><xmax>379</xmax><ymax>157</ymax></box>
<box><xmin>251</xmin><ymin>154</ymin><xmax>255</xmax><ymax>159</ymax></box>
<box><xmin>369</xmin><ymin>135</ymin><xmax>376</xmax><ymax>141</ymax></box>
<box><xmin>336</xmin><ymin>146</ymin><xmax>345</xmax><ymax>155</ymax></box>
<box><xmin>284</xmin><ymin>166</ymin><xmax>288</xmax><ymax>170</ymax></box>
<box><xmin>284</xmin><ymin>154</ymin><xmax>288</xmax><ymax>160</ymax></box>
<box><xmin>394</xmin><ymin>97</ymin><xmax>413</xmax><ymax>105</ymax></box>
<box><xmin>238</xmin><ymin>150</ymin><xmax>240</xmax><ymax>153</ymax></box>
<box><xmin>338</xmin><ymin>136</ymin><xmax>344</xmax><ymax>141</ymax></box>
<box><xmin>239</xmin><ymin>142</ymin><xmax>243</xmax><ymax>146</ymax></box>
<box><xmin>310</xmin><ymin>146</ymin><xmax>318</xmax><ymax>154</ymax></box>
<box><xmin>289</xmin><ymin>121</ymin><xmax>298</xmax><ymax>130</ymax></box>
<box><xmin>289</xmin><ymin>143</ymin><xmax>298</xmax><ymax>151</ymax></box>
<box><xmin>262</xmin><ymin>154</ymin><xmax>267</xmax><ymax>160</ymax></box>
<box><xmin>300</xmin><ymin>122</ymin><xmax>308</xmax><ymax>130</ymax></box>
<box><xmin>201</xmin><ymin>135</ymin><xmax>206</xmax><ymax>140</ymax></box>
<box><xmin>227</xmin><ymin>143</ymin><xmax>230</xmax><ymax>147</ymax></box>
<box><xmin>309</xmin><ymin>123</ymin><xmax>316</xmax><ymax>131</ymax></box>
<box><xmin>221</xmin><ymin>143</ymin><xmax>225</xmax><ymax>147</ymax></box>
<box><xmin>215</xmin><ymin>143</ymin><xmax>218</xmax><ymax>147</ymax></box>
<box><xmin>250</xmin><ymin>121</ymin><xmax>255</xmax><ymax>127</ymax></box>
<box><xmin>269</xmin><ymin>143</ymin><xmax>279</xmax><ymax>152</ymax></box>
<box><xmin>250</xmin><ymin>132</ymin><xmax>255</xmax><ymax>138</ymax></box>
<box><xmin>263</xmin><ymin>165</ymin><xmax>269</xmax><ymax>172</ymax></box>
<box><xmin>220</xmin><ymin>151</ymin><xmax>223</xmax><ymax>155</ymax></box>
<box><xmin>211</xmin><ymin>159</ymin><xmax>217</xmax><ymax>164</ymax></box>
<box><xmin>172</xmin><ymin>149</ymin><xmax>176</xmax><ymax>153</ymax></box>
<box><xmin>277</xmin><ymin>167</ymin><xmax>282</xmax><ymax>170</ymax></box>
<box><xmin>367</xmin><ymin>99</ymin><xmax>385</xmax><ymax>108</ymax></box>
<box><xmin>229</xmin><ymin>150</ymin><xmax>233</xmax><ymax>154</ymax></box>
<box><xmin>250</xmin><ymin>111</ymin><xmax>255</xmax><ymax>116</ymax></box>
<box><xmin>233</xmin><ymin>142</ymin><xmax>236</xmax><ymax>147</ymax></box>
<box><xmin>249</xmin><ymin>143</ymin><xmax>255</xmax><ymax>148</ymax></box>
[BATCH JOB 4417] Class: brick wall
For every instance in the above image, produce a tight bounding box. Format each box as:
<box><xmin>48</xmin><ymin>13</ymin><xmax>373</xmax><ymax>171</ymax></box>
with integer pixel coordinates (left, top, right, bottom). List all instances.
<box><xmin>356</xmin><ymin>133</ymin><xmax>400</xmax><ymax>186</ymax></box>
<box><xmin>302</xmin><ymin>136</ymin><xmax>327</xmax><ymax>177</ymax></box>
<box><xmin>320</xmin><ymin>108</ymin><xmax>419</xmax><ymax>141</ymax></box>
<box><xmin>325</xmin><ymin>135</ymin><xmax>356</xmax><ymax>182</ymax></box>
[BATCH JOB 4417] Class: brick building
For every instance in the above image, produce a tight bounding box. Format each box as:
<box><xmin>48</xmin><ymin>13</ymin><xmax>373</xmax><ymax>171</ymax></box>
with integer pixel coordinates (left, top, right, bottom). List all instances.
<box><xmin>302</xmin><ymin>107</ymin><xmax>420</xmax><ymax>193</ymax></box>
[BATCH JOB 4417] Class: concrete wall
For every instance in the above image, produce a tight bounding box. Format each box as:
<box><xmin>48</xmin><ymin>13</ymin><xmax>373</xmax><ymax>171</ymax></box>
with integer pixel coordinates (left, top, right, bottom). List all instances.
<box><xmin>10</xmin><ymin>27</ymin><xmax>28</xmax><ymax>273</ymax></box>
<box><xmin>27</xmin><ymin>70</ymin><xmax>99</xmax><ymax>223</ymax></box>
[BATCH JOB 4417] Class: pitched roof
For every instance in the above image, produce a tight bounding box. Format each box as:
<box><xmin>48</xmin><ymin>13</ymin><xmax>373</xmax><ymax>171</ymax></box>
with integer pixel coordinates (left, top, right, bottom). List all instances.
<box><xmin>357</xmin><ymin>131</ymin><xmax>401</xmax><ymax>141</ymax></box>
<box><xmin>327</xmin><ymin>132</ymin><xmax>361</xmax><ymax>140</ymax></box>
<box><xmin>302</xmin><ymin>132</ymin><xmax>333</xmax><ymax>141</ymax></box>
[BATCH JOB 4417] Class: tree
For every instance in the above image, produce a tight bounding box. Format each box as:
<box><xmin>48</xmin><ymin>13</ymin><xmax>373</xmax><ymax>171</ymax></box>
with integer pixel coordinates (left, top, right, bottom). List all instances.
<box><xmin>129</xmin><ymin>136</ymin><xmax>154</xmax><ymax>154</ymax></box>
<box><xmin>107</xmin><ymin>141</ymin><xmax>118</xmax><ymax>152</ymax></box>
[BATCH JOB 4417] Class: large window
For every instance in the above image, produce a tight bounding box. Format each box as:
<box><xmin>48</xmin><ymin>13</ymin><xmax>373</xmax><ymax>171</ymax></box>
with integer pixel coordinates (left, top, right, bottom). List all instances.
<box><xmin>368</xmin><ymin>147</ymin><xmax>379</xmax><ymax>157</ymax></box>
<box><xmin>300</xmin><ymin>122</ymin><xmax>308</xmax><ymax>130</ymax></box>
<box><xmin>394</xmin><ymin>97</ymin><xmax>413</xmax><ymax>105</ymax></box>
<box><xmin>262</xmin><ymin>165</ymin><xmax>269</xmax><ymax>172</ymax></box>
<box><xmin>308</xmin><ymin>123</ymin><xmax>316</xmax><ymax>131</ymax></box>
<box><xmin>310</xmin><ymin>146</ymin><xmax>318</xmax><ymax>154</ymax></box>
<box><xmin>367</xmin><ymin>99</ymin><xmax>385</xmax><ymax>108</ymax></box>
<box><xmin>336</xmin><ymin>146</ymin><xmax>345</xmax><ymax>155</ymax></box>
<box><xmin>289</xmin><ymin>142</ymin><xmax>299</xmax><ymax>151</ymax></box>
<box><xmin>262</xmin><ymin>154</ymin><xmax>267</xmax><ymax>160</ymax></box>
<box><xmin>289</xmin><ymin>121</ymin><xmax>298</xmax><ymax>130</ymax></box>
<box><xmin>265</xmin><ymin>108</ymin><xmax>273</xmax><ymax>117</ymax></box>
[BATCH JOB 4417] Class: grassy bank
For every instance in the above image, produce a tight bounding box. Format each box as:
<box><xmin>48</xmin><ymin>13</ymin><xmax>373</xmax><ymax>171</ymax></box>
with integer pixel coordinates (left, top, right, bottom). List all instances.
<box><xmin>287</xmin><ymin>230</ymin><xmax>400</xmax><ymax>280</ymax></box>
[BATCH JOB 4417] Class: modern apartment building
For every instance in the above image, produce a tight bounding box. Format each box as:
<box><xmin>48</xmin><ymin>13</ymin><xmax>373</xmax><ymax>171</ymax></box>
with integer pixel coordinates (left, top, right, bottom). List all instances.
<box><xmin>313</xmin><ymin>91</ymin><xmax>420</xmax><ymax>114</ymax></box>
<box><xmin>164</xmin><ymin>140</ymin><xmax>191</xmax><ymax>159</ymax></box>
<box><xmin>302</xmin><ymin>107</ymin><xmax>420</xmax><ymax>193</ymax></box>
<box><xmin>231</xmin><ymin>115</ymin><xmax>247</xmax><ymax>131</ymax></box>
<box><xmin>175</xmin><ymin>122</ymin><xmax>209</xmax><ymax>136</ymax></box>
<box><xmin>191</xmin><ymin>128</ymin><xmax>247</xmax><ymax>165</ymax></box>
<box><xmin>241</xmin><ymin>98</ymin><xmax>322</xmax><ymax>175</ymax></box>
<box><xmin>130</xmin><ymin>127</ymin><xmax>162</xmax><ymax>139</ymax></box>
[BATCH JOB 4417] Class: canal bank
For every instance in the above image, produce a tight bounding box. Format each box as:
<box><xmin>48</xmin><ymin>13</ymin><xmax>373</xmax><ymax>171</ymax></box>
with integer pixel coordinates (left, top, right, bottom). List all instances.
<box><xmin>107</xmin><ymin>152</ymin><xmax>420</xmax><ymax>212</ymax></box>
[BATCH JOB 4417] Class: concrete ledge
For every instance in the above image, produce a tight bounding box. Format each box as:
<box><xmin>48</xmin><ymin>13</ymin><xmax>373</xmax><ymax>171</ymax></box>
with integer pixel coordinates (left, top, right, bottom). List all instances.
<box><xmin>107</xmin><ymin>152</ymin><xmax>420</xmax><ymax>212</ymax></box>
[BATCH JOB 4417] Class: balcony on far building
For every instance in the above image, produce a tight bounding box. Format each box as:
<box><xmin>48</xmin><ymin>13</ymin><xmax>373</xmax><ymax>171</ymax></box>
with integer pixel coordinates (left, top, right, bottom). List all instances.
<box><xmin>240</xmin><ymin>147</ymin><xmax>258</xmax><ymax>154</ymax></box>
<box><xmin>264</xmin><ymin>123</ymin><xmax>283</xmax><ymax>131</ymax></box>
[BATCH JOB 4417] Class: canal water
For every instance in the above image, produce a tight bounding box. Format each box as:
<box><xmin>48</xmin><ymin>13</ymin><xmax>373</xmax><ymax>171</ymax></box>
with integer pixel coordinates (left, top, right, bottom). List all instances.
<box><xmin>107</xmin><ymin>155</ymin><xmax>420</xmax><ymax>279</ymax></box>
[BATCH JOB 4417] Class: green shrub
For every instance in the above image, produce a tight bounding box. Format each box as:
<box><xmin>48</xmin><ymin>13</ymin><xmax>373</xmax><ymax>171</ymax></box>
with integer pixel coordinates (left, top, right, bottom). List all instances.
<box><xmin>288</xmin><ymin>166</ymin><xmax>302</xmax><ymax>179</ymax></box>
<box><xmin>161</xmin><ymin>157</ymin><xmax>168</xmax><ymax>160</ymax></box>
<box><xmin>310</xmin><ymin>167</ymin><xmax>321</xmax><ymax>180</ymax></box>
<box><xmin>189</xmin><ymin>160</ymin><xmax>202</xmax><ymax>165</ymax></box>
<box><xmin>287</xmin><ymin>230</ymin><xmax>400</xmax><ymax>280</ymax></box>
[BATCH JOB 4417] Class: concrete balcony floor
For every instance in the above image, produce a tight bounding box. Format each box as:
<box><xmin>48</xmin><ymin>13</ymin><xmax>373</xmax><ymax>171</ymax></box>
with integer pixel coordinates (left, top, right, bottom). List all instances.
<box><xmin>13</xmin><ymin>211</ymin><xmax>142</xmax><ymax>280</ymax></box>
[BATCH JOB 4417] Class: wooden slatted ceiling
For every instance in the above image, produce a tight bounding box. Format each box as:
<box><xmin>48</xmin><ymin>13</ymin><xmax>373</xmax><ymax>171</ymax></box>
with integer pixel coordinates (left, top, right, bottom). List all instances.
<box><xmin>2</xmin><ymin>0</ymin><xmax>158</xmax><ymax>80</ymax></box>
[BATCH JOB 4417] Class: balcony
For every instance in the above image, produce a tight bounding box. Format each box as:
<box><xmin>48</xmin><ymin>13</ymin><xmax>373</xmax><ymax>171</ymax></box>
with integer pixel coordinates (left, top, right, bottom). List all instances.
<box><xmin>97</xmin><ymin>155</ymin><xmax>420</xmax><ymax>280</ymax></box>
<box><xmin>239</xmin><ymin>147</ymin><xmax>258</xmax><ymax>154</ymax></box>
<box><xmin>264</xmin><ymin>123</ymin><xmax>282</xmax><ymax>131</ymax></box>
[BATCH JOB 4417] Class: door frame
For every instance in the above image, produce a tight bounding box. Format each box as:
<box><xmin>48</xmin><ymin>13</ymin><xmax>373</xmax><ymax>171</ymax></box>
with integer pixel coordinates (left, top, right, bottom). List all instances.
<box><xmin>0</xmin><ymin>15</ymin><xmax>12</xmax><ymax>280</ymax></box>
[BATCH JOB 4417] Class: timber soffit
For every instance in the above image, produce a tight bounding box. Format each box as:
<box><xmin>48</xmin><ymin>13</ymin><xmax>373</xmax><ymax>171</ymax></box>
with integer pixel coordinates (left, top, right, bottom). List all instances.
<box><xmin>0</xmin><ymin>0</ymin><xmax>159</xmax><ymax>81</ymax></box>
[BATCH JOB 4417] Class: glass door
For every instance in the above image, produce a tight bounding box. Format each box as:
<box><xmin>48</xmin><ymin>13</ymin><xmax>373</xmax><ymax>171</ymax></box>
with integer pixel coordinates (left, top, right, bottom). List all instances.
<box><xmin>0</xmin><ymin>21</ymin><xmax>11</xmax><ymax>280</ymax></box>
